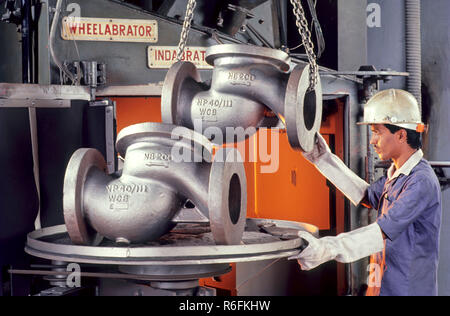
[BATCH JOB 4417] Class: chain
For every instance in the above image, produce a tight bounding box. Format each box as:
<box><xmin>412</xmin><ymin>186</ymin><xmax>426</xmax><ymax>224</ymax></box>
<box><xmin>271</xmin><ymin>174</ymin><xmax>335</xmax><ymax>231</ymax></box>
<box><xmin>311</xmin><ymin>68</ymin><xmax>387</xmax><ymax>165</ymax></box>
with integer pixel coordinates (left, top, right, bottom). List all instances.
<box><xmin>289</xmin><ymin>0</ymin><xmax>318</xmax><ymax>91</ymax></box>
<box><xmin>176</xmin><ymin>0</ymin><xmax>197</xmax><ymax>61</ymax></box>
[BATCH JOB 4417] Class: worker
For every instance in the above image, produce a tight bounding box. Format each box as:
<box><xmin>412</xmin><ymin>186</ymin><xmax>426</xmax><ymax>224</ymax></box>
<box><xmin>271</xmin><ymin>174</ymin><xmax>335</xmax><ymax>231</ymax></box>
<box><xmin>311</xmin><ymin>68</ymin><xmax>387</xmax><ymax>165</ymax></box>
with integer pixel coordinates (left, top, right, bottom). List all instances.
<box><xmin>289</xmin><ymin>89</ymin><xmax>442</xmax><ymax>296</ymax></box>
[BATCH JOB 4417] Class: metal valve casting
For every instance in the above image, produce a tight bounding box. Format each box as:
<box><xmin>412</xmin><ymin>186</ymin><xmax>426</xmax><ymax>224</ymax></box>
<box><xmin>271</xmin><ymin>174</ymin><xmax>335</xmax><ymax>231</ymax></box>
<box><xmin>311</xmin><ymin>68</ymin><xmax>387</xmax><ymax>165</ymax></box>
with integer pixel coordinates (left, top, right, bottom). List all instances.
<box><xmin>63</xmin><ymin>122</ymin><xmax>247</xmax><ymax>246</ymax></box>
<box><xmin>161</xmin><ymin>44</ymin><xmax>323</xmax><ymax>152</ymax></box>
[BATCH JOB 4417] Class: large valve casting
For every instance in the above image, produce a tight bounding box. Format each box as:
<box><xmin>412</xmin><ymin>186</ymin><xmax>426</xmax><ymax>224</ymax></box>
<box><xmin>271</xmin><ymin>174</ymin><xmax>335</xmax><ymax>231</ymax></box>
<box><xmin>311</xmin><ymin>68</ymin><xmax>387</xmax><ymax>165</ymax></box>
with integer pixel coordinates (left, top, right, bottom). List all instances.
<box><xmin>63</xmin><ymin>122</ymin><xmax>247</xmax><ymax>246</ymax></box>
<box><xmin>161</xmin><ymin>44</ymin><xmax>323</xmax><ymax>152</ymax></box>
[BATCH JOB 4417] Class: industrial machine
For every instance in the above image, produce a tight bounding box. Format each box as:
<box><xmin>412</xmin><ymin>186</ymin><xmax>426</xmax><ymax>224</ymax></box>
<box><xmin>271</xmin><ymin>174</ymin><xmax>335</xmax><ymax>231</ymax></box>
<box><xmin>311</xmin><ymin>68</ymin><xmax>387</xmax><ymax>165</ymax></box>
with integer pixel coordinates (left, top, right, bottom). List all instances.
<box><xmin>1</xmin><ymin>0</ymin><xmax>449</xmax><ymax>297</ymax></box>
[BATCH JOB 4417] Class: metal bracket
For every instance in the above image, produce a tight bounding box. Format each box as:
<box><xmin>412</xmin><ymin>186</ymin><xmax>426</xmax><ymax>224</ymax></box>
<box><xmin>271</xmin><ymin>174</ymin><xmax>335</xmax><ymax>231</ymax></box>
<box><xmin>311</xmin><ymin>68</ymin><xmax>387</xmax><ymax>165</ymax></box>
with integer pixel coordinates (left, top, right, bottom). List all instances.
<box><xmin>64</xmin><ymin>61</ymin><xmax>107</xmax><ymax>98</ymax></box>
<box><xmin>217</xmin><ymin>3</ymin><xmax>256</xmax><ymax>35</ymax></box>
<box><xmin>37</xmin><ymin>286</ymin><xmax>85</xmax><ymax>296</ymax></box>
<box><xmin>79</xmin><ymin>61</ymin><xmax>107</xmax><ymax>88</ymax></box>
<box><xmin>96</xmin><ymin>84</ymin><xmax>163</xmax><ymax>97</ymax></box>
<box><xmin>87</xmin><ymin>98</ymin><xmax>116</xmax><ymax>175</ymax></box>
<box><xmin>0</xmin><ymin>99</ymin><xmax>71</xmax><ymax>108</ymax></box>
<box><xmin>89</xmin><ymin>99</ymin><xmax>113</xmax><ymax>107</ymax></box>
<box><xmin>0</xmin><ymin>83</ymin><xmax>92</xmax><ymax>108</ymax></box>
<box><xmin>0</xmin><ymin>83</ymin><xmax>92</xmax><ymax>101</ymax></box>
<box><xmin>431</xmin><ymin>162</ymin><xmax>450</xmax><ymax>191</ymax></box>
<box><xmin>321</xmin><ymin>65</ymin><xmax>409</xmax><ymax>103</ymax></box>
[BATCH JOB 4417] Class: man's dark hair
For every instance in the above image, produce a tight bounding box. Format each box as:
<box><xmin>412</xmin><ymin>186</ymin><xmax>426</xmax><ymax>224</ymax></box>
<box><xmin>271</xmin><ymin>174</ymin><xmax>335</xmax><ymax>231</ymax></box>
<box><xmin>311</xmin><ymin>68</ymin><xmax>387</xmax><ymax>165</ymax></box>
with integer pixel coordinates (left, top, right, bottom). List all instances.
<box><xmin>384</xmin><ymin>124</ymin><xmax>422</xmax><ymax>149</ymax></box>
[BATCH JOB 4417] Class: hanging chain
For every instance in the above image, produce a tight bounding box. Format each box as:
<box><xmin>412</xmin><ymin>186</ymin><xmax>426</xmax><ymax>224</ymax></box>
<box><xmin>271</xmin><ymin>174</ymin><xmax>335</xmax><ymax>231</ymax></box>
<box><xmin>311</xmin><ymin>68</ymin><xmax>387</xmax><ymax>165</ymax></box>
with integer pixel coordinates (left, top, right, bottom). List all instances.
<box><xmin>289</xmin><ymin>0</ymin><xmax>318</xmax><ymax>91</ymax></box>
<box><xmin>176</xmin><ymin>0</ymin><xmax>197</xmax><ymax>61</ymax></box>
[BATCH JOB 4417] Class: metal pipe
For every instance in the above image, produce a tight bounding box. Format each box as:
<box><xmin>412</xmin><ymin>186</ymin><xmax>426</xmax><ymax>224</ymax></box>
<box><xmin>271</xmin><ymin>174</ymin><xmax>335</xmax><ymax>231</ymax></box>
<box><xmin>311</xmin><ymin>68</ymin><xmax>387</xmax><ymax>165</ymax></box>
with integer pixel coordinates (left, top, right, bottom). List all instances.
<box><xmin>246</xmin><ymin>23</ymin><xmax>274</xmax><ymax>48</ymax></box>
<box><xmin>342</xmin><ymin>97</ymin><xmax>352</xmax><ymax>296</ymax></box>
<box><xmin>376</xmin><ymin>161</ymin><xmax>450</xmax><ymax>168</ymax></box>
<box><xmin>49</xmin><ymin>0</ymin><xmax>76</xmax><ymax>83</ymax></box>
<box><xmin>428</xmin><ymin>162</ymin><xmax>450</xmax><ymax>168</ymax></box>
<box><xmin>405</xmin><ymin>0</ymin><xmax>422</xmax><ymax>110</ymax></box>
<box><xmin>21</xmin><ymin>0</ymin><xmax>32</xmax><ymax>83</ymax></box>
<box><xmin>273</xmin><ymin>0</ymin><xmax>288</xmax><ymax>50</ymax></box>
<box><xmin>20</xmin><ymin>0</ymin><xmax>42</xmax><ymax>229</ymax></box>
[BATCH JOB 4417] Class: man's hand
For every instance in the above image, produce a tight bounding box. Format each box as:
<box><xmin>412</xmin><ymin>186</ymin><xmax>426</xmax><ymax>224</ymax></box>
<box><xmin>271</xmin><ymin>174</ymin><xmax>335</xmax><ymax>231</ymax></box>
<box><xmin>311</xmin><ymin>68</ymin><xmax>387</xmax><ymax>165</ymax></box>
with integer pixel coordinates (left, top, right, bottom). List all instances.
<box><xmin>288</xmin><ymin>231</ymin><xmax>335</xmax><ymax>270</ymax></box>
<box><xmin>289</xmin><ymin>223</ymin><xmax>385</xmax><ymax>270</ymax></box>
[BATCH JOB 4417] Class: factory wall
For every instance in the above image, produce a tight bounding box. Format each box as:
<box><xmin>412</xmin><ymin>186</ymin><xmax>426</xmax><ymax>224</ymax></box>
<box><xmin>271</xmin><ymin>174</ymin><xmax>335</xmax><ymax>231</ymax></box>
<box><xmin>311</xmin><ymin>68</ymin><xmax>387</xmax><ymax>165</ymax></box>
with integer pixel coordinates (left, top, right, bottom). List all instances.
<box><xmin>367</xmin><ymin>0</ymin><xmax>406</xmax><ymax>89</ymax></box>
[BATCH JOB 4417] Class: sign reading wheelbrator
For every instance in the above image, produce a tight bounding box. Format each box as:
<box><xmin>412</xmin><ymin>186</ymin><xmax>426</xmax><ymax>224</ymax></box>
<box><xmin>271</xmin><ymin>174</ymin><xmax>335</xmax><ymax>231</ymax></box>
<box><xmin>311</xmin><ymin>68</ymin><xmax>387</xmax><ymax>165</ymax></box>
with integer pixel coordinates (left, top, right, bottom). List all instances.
<box><xmin>61</xmin><ymin>17</ymin><xmax>158</xmax><ymax>43</ymax></box>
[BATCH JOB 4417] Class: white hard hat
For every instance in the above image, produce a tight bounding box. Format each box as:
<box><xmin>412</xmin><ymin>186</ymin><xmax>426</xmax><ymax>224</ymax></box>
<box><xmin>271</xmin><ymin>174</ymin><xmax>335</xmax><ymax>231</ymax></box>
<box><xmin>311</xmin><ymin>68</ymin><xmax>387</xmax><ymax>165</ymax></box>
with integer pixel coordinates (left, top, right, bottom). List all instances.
<box><xmin>357</xmin><ymin>89</ymin><xmax>425</xmax><ymax>132</ymax></box>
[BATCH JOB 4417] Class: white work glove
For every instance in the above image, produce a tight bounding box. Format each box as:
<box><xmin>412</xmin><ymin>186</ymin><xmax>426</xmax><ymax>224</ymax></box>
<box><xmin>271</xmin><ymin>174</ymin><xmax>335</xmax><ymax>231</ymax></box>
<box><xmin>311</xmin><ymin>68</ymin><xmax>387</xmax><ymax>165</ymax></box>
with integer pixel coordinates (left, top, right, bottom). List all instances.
<box><xmin>289</xmin><ymin>223</ymin><xmax>384</xmax><ymax>270</ymax></box>
<box><xmin>302</xmin><ymin>133</ymin><xmax>369</xmax><ymax>206</ymax></box>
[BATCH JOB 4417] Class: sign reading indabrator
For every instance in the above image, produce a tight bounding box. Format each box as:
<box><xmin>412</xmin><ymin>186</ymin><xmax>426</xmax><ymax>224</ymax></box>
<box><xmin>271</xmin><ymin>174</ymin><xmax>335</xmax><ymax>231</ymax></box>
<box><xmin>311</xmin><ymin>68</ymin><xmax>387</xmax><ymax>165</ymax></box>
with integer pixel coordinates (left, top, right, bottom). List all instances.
<box><xmin>61</xmin><ymin>17</ymin><xmax>158</xmax><ymax>43</ymax></box>
<box><xmin>147</xmin><ymin>46</ymin><xmax>213</xmax><ymax>69</ymax></box>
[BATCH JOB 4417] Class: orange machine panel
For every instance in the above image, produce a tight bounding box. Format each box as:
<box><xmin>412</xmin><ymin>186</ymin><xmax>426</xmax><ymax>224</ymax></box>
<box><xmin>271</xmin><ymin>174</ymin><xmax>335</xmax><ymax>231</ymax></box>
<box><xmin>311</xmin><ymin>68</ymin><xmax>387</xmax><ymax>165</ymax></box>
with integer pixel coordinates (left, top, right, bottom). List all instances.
<box><xmin>113</xmin><ymin>97</ymin><xmax>162</xmax><ymax>133</ymax></box>
<box><xmin>221</xmin><ymin>130</ymin><xmax>330</xmax><ymax>229</ymax></box>
<box><xmin>242</xmin><ymin>130</ymin><xmax>331</xmax><ymax>229</ymax></box>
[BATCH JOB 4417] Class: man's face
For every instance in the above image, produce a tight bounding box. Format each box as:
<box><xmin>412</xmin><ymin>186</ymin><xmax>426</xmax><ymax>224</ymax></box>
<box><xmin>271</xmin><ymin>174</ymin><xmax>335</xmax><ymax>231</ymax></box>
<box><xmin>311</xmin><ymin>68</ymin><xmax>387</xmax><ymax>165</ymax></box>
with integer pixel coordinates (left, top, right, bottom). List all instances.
<box><xmin>369</xmin><ymin>124</ymin><xmax>400</xmax><ymax>161</ymax></box>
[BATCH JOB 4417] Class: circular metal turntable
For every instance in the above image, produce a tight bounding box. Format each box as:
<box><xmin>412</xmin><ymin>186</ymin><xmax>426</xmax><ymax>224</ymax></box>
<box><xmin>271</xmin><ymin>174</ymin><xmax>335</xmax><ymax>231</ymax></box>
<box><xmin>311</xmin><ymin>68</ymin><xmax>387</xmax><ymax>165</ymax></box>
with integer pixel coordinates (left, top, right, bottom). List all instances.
<box><xmin>24</xmin><ymin>218</ymin><xmax>317</xmax><ymax>294</ymax></box>
<box><xmin>26</xmin><ymin>218</ymin><xmax>317</xmax><ymax>266</ymax></box>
